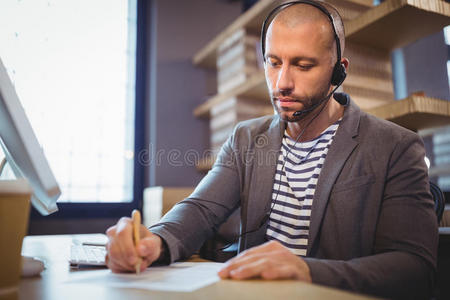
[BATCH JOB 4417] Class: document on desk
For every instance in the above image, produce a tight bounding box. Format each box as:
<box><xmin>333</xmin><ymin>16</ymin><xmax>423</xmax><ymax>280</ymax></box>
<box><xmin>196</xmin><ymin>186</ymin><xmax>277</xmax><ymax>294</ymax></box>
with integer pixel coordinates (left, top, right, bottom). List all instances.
<box><xmin>66</xmin><ymin>262</ymin><xmax>224</xmax><ymax>292</ymax></box>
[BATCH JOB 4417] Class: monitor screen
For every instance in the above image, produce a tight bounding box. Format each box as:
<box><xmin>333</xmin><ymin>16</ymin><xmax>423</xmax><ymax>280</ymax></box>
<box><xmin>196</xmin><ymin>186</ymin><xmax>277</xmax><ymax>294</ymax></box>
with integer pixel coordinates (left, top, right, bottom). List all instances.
<box><xmin>0</xmin><ymin>57</ymin><xmax>60</xmax><ymax>215</ymax></box>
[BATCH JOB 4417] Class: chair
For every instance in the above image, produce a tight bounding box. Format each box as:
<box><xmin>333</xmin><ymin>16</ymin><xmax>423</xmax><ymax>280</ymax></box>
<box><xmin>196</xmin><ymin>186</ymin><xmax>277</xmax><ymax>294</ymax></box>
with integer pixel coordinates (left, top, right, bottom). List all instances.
<box><xmin>200</xmin><ymin>209</ymin><xmax>240</xmax><ymax>262</ymax></box>
<box><xmin>430</xmin><ymin>181</ymin><xmax>445</xmax><ymax>224</ymax></box>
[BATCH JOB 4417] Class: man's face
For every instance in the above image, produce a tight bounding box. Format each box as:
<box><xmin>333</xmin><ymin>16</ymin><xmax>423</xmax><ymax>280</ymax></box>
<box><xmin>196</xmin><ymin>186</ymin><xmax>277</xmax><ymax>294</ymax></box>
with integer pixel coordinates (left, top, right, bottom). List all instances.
<box><xmin>264</xmin><ymin>19</ymin><xmax>335</xmax><ymax>122</ymax></box>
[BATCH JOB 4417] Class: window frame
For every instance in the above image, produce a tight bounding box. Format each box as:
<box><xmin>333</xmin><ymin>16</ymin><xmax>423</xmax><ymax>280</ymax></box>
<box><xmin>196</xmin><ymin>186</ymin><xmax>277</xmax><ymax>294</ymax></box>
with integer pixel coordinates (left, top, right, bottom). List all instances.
<box><xmin>30</xmin><ymin>0</ymin><xmax>149</xmax><ymax>221</ymax></box>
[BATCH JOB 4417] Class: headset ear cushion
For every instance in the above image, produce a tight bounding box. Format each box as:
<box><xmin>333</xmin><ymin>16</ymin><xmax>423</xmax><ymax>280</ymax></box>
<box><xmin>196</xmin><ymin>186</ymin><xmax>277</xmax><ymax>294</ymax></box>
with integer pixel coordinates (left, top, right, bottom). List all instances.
<box><xmin>331</xmin><ymin>62</ymin><xmax>347</xmax><ymax>86</ymax></box>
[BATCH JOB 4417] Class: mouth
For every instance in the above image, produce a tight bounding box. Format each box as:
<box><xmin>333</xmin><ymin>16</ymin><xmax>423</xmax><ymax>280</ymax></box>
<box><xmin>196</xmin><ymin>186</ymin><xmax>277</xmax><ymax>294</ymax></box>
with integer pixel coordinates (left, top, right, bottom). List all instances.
<box><xmin>274</xmin><ymin>97</ymin><xmax>300</xmax><ymax>109</ymax></box>
<box><xmin>276</xmin><ymin>97</ymin><xmax>298</xmax><ymax>103</ymax></box>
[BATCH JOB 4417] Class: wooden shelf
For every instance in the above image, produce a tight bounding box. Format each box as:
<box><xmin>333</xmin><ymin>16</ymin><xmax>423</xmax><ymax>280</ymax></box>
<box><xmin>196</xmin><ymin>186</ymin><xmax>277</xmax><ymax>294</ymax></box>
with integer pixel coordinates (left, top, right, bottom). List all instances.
<box><xmin>193</xmin><ymin>0</ymin><xmax>278</xmax><ymax>69</ymax></box>
<box><xmin>365</xmin><ymin>95</ymin><xmax>450</xmax><ymax>131</ymax></box>
<box><xmin>193</xmin><ymin>71</ymin><xmax>269</xmax><ymax>118</ymax></box>
<box><xmin>429</xmin><ymin>163</ymin><xmax>450</xmax><ymax>177</ymax></box>
<box><xmin>344</xmin><ymin>74</ymin><xmax>394</xmax><ymax>94</ymax></box>
<box><xmin>346</xmin><ymin>0</ymin><xmax>450</xmax><ymax>50</ymax></box>
<box><xmin>193</xmin><ymin>0</ymin><xmax>373</xmax><ymax>69</ymax></box>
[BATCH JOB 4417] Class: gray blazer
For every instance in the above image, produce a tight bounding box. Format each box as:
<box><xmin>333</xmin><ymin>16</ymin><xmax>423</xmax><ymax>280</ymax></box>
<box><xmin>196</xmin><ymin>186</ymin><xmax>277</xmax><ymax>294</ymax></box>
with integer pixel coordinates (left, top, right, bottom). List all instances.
<box><xmin>150</xmin><ymin>94</ymin><xmax>438</xmax><ymax>299</ymax></box>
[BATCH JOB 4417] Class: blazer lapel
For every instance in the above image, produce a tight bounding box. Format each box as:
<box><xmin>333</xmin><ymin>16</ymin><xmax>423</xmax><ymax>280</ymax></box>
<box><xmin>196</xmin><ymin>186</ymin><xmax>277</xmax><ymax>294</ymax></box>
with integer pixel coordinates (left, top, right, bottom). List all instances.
<box><xmin>240</xmin><ymin>115</ymin><xmax>285</xmax><ymax>251</ymax></box>
<box><xmin>307</xmin><ymin>98</ymin><xmax>361</xmax><ymax>255</ymax></box>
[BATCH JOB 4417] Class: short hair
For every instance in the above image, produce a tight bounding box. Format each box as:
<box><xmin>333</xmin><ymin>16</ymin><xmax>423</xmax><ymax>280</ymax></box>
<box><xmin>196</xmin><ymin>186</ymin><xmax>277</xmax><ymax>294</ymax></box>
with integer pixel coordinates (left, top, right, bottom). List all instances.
<box><xmin>268</xmin><ymin>1</ymin><xmax>345</xmax><ymax>56</ymax></box>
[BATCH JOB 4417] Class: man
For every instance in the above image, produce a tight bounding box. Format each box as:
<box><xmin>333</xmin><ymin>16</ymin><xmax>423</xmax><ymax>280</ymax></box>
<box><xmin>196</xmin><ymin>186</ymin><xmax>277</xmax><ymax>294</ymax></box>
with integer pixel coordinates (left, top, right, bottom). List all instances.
<box><xmin>106</xmin><ymin>1</ymin><xmax>438</xmax><ymax>299</ymax></box>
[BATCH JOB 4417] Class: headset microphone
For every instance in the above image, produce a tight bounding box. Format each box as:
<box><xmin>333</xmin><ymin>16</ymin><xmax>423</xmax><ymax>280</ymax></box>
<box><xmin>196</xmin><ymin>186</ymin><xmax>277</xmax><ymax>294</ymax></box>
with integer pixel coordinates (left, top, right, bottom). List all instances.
<box><xmin>292</xmin><ymin>101</ymin><xmax>321</xmax><ymax>117</ymax></box>
<box><xmin>292</xmin><ymin>84</ymin><xmax>341</xmax><ymax>117</ymax></box>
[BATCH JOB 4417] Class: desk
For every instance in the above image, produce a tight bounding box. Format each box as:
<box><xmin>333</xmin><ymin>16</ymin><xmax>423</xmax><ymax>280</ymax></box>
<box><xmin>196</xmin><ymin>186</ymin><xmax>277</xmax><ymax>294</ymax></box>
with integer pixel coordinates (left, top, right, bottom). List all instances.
<box><xmin>18</xmin><ymin>234</ymin><xmax>378</xmax><ymax>300</ymax></box>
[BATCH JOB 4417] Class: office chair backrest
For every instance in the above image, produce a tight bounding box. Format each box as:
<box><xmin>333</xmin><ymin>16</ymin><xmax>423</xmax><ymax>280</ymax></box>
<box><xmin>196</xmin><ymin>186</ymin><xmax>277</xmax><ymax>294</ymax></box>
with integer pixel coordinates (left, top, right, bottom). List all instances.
<box><xmin>430</xmin><ymin>182</ymin><xmax>445</xmax><ymax>224</ymax></box>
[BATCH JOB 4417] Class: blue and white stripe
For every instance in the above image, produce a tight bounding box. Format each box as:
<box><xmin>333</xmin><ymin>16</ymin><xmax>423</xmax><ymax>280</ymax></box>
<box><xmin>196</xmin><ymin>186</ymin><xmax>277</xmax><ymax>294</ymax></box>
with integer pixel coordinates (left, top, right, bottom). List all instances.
<box><xmin>265</xmin><ymin>121</ymin><xmax>340</xmax><ymax>256</ymax></box>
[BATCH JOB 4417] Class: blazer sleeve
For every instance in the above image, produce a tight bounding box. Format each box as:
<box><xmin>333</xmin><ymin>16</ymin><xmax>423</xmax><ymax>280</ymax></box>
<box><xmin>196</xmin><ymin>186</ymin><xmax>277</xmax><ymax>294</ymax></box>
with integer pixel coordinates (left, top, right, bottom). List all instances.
<box><xmin>304</xmin><ymin>132</ymin><xmax>438</xmax><ymax>300</ymax></box>
<box><xmin>149</xmin><ymin>128</ymin><xmax>242</xmax><ymax>263</ymax></box>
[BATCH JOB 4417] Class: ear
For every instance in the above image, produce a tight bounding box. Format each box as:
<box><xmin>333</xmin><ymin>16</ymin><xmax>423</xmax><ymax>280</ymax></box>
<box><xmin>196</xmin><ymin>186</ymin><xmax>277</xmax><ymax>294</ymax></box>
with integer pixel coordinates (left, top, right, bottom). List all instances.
<box><xmin>341</xmin><ymin>57</ymin><xmax>349</xmax><ymax>70</ymax></box>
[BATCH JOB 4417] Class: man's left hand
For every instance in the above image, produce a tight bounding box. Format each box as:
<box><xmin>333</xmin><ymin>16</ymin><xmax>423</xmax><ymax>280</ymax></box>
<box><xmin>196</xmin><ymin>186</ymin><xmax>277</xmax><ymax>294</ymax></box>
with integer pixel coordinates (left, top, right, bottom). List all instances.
<box><xmin>218</xmin><ymin>240</ymin><xmax>312</xmax><ymax>282</ymax></box>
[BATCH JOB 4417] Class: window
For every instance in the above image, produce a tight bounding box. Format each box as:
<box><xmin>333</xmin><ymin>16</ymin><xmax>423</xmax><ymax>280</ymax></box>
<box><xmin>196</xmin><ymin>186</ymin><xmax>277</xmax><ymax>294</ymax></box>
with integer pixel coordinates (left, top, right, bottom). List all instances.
<box><xmin>445</xmin><ymin>26</ymin><xmax>450</xmax><ymax>89</ymax></box>
<box><xmin>0</xmin><ymin>0</ymin><xmax>138</xmax><ymax>205</ymax></box>
<box><xmin>421</xmin><ymin>26</ymin><xmax>450</xmax><ymax>193</ymax></box>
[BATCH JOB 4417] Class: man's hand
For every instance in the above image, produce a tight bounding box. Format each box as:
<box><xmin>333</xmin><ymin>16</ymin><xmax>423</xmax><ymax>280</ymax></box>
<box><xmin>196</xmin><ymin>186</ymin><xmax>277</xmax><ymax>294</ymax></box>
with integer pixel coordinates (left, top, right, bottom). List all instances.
<box><xmin>218</xmin><ymin>240</ymin><xmax>312</xmax><ymax>282</ymax></box>
<box><xmin>105</xmin><ymin>217</ymin><xmax>163</xmax><ymax>273</ymax></box>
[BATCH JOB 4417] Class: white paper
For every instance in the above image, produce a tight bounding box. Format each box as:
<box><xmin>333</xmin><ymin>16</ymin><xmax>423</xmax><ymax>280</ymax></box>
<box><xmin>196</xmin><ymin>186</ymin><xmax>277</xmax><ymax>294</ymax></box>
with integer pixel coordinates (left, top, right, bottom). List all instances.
<box><xmin>65</xmin><ymin>262</ymin><xmax>224</xmax><ymax>292</ymax></box>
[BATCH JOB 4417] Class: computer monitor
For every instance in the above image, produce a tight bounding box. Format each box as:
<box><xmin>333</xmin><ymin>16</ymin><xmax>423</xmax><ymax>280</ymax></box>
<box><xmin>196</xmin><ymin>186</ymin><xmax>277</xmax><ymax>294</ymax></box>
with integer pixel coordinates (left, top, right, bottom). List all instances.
<box><xmin>0</xmin><ymin>57</ymin><xmax>61</xmax><ymax>215</ymax></box>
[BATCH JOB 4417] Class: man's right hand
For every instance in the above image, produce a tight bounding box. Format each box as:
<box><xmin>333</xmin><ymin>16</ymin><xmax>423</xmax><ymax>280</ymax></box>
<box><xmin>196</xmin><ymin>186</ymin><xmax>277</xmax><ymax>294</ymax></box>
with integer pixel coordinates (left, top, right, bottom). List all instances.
<box><xmin>105</xmin><ymin>217</ymin><xmax>163</xmax><ymax>273</ymax></box>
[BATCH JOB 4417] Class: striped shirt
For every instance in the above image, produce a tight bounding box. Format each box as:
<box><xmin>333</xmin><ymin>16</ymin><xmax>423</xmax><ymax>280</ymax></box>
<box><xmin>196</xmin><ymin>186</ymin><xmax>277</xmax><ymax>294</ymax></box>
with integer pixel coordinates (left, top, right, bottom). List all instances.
<box><xmin>265</xmin><ymin>120</ymin><xmax>341</xmax><ymax>256</ymax></box>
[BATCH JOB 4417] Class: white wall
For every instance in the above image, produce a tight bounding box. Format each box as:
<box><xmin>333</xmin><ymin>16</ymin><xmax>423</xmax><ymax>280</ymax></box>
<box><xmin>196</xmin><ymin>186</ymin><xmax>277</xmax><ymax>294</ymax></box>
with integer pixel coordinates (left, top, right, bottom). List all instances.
<box><xmin>147</xmin><ymin>0</ymin><xmax>241</xmax><ymax>187</ymax></box>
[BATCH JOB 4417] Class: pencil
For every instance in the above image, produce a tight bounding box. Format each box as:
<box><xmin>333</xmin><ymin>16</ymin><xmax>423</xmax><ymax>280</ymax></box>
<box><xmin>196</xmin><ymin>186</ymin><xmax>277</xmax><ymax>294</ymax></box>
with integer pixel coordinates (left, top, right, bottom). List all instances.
<box><xmin>132</xmin><ymin>209</ymin><xmax>143</xmax><ymax>274</ymax></box>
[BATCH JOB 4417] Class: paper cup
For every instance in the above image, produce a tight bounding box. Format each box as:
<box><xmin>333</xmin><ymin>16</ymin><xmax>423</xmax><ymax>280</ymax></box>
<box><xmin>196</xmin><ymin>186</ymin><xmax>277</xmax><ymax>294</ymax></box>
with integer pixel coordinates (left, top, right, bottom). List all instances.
<box><xmin>0</xmin><ymin>180</ymin><xmax>31</xmax><ymax>292</ymax></box>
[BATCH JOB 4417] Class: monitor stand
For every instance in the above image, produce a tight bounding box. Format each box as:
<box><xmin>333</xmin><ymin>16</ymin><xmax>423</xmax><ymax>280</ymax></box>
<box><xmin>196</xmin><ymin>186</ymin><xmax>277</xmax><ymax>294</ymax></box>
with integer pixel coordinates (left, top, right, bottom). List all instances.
<box><xmin>0</xmin><ymin>158</ymin><xmax>6</xmax><ymax>175</ymax></box>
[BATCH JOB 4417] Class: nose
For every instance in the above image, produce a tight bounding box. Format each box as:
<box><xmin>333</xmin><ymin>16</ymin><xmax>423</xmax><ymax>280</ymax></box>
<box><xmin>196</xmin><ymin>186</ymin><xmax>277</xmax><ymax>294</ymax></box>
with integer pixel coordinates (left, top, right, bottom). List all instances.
<box><xmin>277</xmin><ymin>65</ymin><xmax>294</xmax><ymax>96</ymax></box>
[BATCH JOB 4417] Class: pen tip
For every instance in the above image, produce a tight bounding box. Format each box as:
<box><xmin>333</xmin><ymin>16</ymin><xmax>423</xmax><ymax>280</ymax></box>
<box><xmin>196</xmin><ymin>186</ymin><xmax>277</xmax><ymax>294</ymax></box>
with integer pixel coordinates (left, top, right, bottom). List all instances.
<box><xmin>135</xmin><ymin>260</ymin><xmax>142</xmax><ymax>275</ymax></box>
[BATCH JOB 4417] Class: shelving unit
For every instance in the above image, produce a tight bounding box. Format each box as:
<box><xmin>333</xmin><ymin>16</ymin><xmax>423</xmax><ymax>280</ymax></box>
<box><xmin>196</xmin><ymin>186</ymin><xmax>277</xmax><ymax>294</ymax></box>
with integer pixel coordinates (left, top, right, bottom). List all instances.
<box><xmin>194</xmin><ymin>72</ymin><xmax>268</xmax><ymax>118</ymax></box>
<box><xmin>192</xmin><ymin>0</ymin><xmax>278</xmax><ymax>69</ymax></box>
<box><xmin>366</xmin><ymin>95</ymin><xmax>450</xmax><ymax>131</ymax></box>
<box><xmin>345</xmin><ymin>0</ymin><xmax>450</xmax><ymax>50</ymax></box>
<box><xmin>192</xmin><ymin>0</ymin><xmax>450</xmax><ymax>172</ymax></box>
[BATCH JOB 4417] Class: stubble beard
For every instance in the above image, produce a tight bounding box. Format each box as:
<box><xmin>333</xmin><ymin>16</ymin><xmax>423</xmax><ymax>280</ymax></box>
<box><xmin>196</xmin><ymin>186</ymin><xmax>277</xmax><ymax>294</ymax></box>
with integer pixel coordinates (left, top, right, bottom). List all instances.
<box><xmin>271</xmin><ymin>88</ymin><xmax>330</xmax><ymax>123</ymax></box>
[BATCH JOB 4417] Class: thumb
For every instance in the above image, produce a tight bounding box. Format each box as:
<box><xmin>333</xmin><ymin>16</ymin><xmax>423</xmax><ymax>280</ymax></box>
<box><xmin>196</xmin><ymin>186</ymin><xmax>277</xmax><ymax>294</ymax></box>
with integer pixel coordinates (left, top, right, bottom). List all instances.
<box><xmin>137</xmin><ymin>234</ymin><xmax>162</xmax><ymax>263</ymax></box>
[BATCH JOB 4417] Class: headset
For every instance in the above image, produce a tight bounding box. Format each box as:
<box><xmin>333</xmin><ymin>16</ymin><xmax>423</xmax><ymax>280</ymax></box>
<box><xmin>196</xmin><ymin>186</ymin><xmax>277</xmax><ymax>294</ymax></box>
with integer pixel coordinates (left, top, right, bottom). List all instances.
<box><xmin>261</xmin><ymin>0</ymin><xmax>347</xmax><ymax>117</ymax></box>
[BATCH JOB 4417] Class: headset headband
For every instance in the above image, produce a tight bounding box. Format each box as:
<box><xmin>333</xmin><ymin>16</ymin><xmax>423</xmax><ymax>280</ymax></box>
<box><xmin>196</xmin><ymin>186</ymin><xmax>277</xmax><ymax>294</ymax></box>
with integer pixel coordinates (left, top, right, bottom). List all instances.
<box><xmin>261</xmin><ymin>0</ymin><xmax>342</xmax><ymax>65</ymax></box>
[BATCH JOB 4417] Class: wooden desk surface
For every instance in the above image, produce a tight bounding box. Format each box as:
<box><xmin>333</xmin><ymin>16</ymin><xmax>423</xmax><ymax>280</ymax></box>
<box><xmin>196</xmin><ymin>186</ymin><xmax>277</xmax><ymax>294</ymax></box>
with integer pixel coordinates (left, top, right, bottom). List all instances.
<box><xmin>19</xmin><ymin>234</ymin><xmax>378</xmax><ymax>300</ymax></box>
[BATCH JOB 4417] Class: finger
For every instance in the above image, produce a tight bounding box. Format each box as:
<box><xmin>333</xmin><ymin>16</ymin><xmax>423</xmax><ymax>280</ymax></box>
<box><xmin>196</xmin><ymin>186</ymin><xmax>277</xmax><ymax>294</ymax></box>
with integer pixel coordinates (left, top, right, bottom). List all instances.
<box><xmin>223</xmin><ymin>246</ymin><xmax>265</xmax><ymax>267</ymax></box>
<box><xmin>115</xmin><ymin>217</ymin><xmax>139</xmax><ymax>267</ymax></box>
<box><xmin>224</xmin><ymin>240</ymin><xmax>283</xmax><ymax>266</ymax></box>
<box><xmin>109</xmin><ymin>217</ymin><xmax>138</xmax><ymax>270</ymax></box>
<box><xmin>137</xmin><ymin>234</ymin><xmax>162</xmax><ymax>263</ymax></box>
<box><xmin>219</xmin><ymin>244</ymin><xmax>294</xmax><ymax>279</ymax></box>
<box><xmin>106</xmin><ymin>225</ymin><xmax>116</xmax><ymax>237</ymax></box>
<box><xmin>106</xmin><ymin>250</ymin><xmax>132</xmax><ymax>273</ymax></box>
<box><xmin>261</xmin><ymin>258</ymin><xmax>312</xmax><ymax>282</ymax></box>
<box><xmin>228</xmin><ymin>257</ymin><xmax>274</xmax><ymax>280</ymax></box>
<box><xmin>108</xmin><ymin>258</ymin><xmax>133</xmax><ymax>273</ymax></box>
<box><xmin>106</xmin><ymin>227</ymin><xmax>128</xmax><ymax>270</ymax></box>
<box><xmin>139</xmin><ymin>253</ymin><xmax>158</xmax><ymax>272</ymax></box>
<box><xmin>218</xmin><ymin>252</ymin><xmax>268</xmax><ymax>279</ymax></box>
<box><xmin>139</xmin><ymin>224</ymin><xmax>152</xmax><ymax>238</ymax></box>
<box><xmin>109</xmin><ymin>254</ymin><xmax>135</xmax><ymax>272</ymax></box>
<box><xmin>106</xmin><ymin>242</ymin><xmax>135</xmax><ymax>272</ymax></box>
<box><xmin>106</xmin><ymin>237</ymin><xmax>126</xmax><ymax>271</ymax></box>
<box><xmin>228</xmin><ymin>252</ymin><xmax>305</xmax><ymax>280</ymax></box>
<box><xmin>238</xmin><ymin>240</ymin><xmax>282</xmax><ymax>257</ymax></box>
<box><xmin>261</xmin><ymin>265</ymin><xmax>300</xmax><ymax>280</ymax></box>
<box><xmin>105</xmin><ymin>220</ymin><xmax>139</xmax><ymax>272</ymax></box>
<box><xmin>134</xmin><ymin>234</ymin><xmax>163</xmax><ymax>273</ymax></box>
